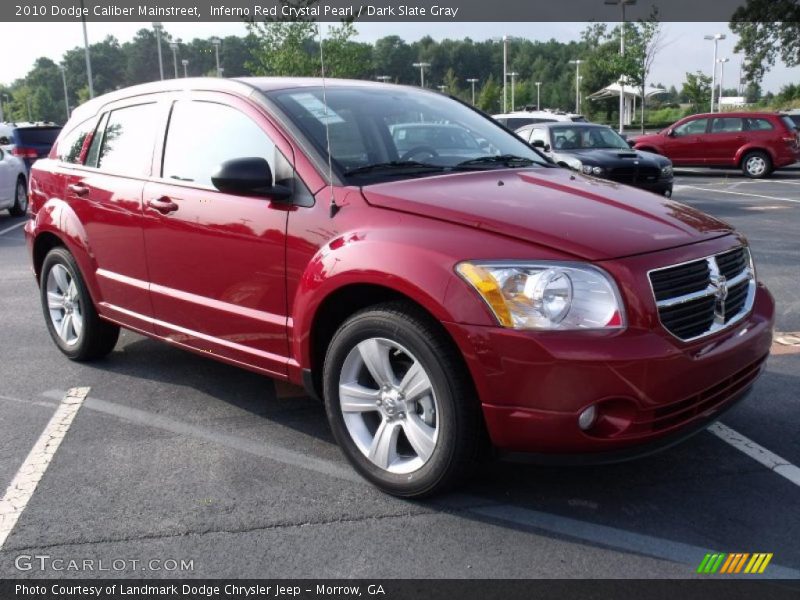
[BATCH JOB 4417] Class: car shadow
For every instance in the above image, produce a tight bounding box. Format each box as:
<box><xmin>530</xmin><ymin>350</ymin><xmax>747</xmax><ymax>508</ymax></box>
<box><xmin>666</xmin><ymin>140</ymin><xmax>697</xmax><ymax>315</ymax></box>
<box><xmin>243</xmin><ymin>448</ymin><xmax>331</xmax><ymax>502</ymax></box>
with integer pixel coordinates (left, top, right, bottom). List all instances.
<box><xmin>675</xmin><ymin>167</ymin><xmax>800</xmax><ymax>180</ymax></box>
<box><xmin>83</xmin><ymin>334</ymin><xmax>800</xmax><ymax>571</ymax></box>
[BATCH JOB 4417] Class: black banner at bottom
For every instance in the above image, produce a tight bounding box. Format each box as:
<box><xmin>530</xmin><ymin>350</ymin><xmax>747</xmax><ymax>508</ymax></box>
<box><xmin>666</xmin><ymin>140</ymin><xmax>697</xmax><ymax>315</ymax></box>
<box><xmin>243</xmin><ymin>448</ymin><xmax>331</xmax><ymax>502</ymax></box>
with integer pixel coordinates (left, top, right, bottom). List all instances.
<box><xmin>2</xmin><ymin>580</ymin><xmax>800</xmax><ymax>600</ymax></box>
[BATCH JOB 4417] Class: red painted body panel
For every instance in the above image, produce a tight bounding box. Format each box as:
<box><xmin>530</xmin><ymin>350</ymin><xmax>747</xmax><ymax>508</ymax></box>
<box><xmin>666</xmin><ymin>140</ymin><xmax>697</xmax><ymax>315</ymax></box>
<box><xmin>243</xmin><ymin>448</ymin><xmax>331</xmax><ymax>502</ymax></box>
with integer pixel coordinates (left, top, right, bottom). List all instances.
<box><xmin>634</xmin><ymin>112</ymin><xmax>800</xmax><ymax>169</ymax></box>
<box><xmin>25</xmin><ymin>78</ymin><xmax>776</xmax><ymax>458</ymax></box>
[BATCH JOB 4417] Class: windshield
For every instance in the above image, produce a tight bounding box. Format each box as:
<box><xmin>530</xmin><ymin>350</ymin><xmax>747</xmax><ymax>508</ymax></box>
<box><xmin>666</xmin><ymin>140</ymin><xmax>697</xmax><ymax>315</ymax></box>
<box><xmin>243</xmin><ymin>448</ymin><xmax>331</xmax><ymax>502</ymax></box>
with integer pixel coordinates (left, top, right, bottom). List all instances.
<box><xmin>550</xmin><ymin>126</ymin><xmax>630</xmax><ymax>150</ymax></box>
<box><xmin>267</xmin><ymin>86</ymin><xmax>548</xmax><ymax>183</ymax></box>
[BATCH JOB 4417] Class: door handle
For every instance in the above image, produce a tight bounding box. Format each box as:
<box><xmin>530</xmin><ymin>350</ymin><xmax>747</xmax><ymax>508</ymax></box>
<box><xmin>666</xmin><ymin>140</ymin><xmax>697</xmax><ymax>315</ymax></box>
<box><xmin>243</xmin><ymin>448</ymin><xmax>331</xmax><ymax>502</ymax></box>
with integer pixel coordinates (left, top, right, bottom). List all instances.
<box><xmin>68</xmin><ymin>183</ymin><xmax>89</xmax><ymax>197</ymax></box>
<box><xmin>146</xmin><ymin>197</ymin><xmax>179</xmax><ymax>214</ymax></box>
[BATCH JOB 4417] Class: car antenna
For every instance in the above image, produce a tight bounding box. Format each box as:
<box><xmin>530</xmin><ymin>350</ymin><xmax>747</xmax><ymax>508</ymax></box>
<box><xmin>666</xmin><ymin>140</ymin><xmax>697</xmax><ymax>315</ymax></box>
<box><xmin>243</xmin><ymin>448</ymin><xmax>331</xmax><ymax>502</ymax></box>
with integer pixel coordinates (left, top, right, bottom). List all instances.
<box><xmin>317</xmin><ymin>23</ymin><xmax>339</xmax><ymax>218</ymax></box>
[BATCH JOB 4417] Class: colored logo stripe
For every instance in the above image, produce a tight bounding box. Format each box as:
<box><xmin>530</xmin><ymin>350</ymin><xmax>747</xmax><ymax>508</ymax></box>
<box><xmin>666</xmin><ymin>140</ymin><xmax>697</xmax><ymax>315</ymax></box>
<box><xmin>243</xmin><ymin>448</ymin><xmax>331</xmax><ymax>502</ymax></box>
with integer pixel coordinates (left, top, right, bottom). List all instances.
<box><xmin>699</xmin><ymin>553</ymin><xmax>773</xmax><ymax>574</ymax></box>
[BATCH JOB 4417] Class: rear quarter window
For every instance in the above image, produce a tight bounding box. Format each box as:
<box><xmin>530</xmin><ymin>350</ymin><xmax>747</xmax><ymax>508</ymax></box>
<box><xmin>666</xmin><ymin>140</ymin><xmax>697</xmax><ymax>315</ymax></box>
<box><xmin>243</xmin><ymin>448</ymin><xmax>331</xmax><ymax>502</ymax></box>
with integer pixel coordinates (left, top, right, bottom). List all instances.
<box><xmin>745</xmin><ymin>118</ymin><xmax>774</xmax><ymax>131</ymax></box>
<box><xmin>57</xmin><ymin>119</ymin><xmax>96</xmax><ymax>164</ymax></box>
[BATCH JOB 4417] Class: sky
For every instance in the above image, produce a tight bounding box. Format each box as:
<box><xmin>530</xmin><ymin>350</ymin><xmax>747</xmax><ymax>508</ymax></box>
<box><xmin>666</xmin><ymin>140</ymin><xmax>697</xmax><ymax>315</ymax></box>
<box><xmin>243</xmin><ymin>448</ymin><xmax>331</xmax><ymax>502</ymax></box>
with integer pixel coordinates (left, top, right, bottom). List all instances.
<box><xmin>0</xmin><ymin>21</ymin><xmax>797</xmax><ymax>93</ymax></box>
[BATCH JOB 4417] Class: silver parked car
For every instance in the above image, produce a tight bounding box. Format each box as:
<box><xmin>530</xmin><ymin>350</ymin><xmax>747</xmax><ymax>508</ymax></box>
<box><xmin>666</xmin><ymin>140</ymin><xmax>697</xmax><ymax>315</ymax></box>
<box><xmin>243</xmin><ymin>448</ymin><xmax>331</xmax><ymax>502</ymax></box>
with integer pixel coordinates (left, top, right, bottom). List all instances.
<box><xmin>0</xmin><ymin>142</ymin><xmax>28</xmax><ymax>216</ymax></box>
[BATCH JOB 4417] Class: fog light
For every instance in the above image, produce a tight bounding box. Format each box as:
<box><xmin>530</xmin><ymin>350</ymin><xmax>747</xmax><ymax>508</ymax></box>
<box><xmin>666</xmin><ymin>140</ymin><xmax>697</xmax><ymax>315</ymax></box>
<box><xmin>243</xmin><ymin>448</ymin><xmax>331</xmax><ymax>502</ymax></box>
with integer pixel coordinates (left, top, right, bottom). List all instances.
<box><xmin>578</xmin><ymin>405</ymin><xmax>597</xmax><ymax>431</ymax></box>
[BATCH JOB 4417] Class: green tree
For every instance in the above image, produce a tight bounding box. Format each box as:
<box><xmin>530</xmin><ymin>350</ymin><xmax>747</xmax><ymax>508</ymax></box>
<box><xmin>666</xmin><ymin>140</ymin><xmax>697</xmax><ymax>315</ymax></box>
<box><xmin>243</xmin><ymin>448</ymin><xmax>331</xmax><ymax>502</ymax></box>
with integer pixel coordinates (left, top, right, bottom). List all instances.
<box><xmin>323</xmin><ymin>22</ymin><xmax>372</xmax><ymax>79</ymax></box>
<box><xmin>682</xmin><ymin>71</ymin><xmax>712</xmax><ymax>113</ymax></box>
<box><xmin>477</xmin><ymin>75</ymin><xmax>501</xmax><ymax>113</ymax></box>
<box><xmin>246</xmin><ymin>21</ymin><xmax>318</xmax><ymax>76</ymax></box>
<box><xmin>731</xmin><ymin>0</ymin><xmax>800</xmax><ymax>83</ymax></box>
<box><xmin>372</xmin><ymin>36</ymin><xmax>415</xmax><ymax>82</ymax></box>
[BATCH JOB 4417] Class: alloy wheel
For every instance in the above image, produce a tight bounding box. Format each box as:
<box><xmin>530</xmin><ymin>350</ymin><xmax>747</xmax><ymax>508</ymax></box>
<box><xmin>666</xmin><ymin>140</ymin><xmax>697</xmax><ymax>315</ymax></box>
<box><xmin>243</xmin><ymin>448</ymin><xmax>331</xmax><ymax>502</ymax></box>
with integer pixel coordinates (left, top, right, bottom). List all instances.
<box><xmin>16</xmin><ymin>179</ymin><xmax>28</xmax><ymax>213</ymax></box>
<box><xmin>46</xmin><ymin>264</ymin><xmax>84</xmax><ymax>346</ymax></box>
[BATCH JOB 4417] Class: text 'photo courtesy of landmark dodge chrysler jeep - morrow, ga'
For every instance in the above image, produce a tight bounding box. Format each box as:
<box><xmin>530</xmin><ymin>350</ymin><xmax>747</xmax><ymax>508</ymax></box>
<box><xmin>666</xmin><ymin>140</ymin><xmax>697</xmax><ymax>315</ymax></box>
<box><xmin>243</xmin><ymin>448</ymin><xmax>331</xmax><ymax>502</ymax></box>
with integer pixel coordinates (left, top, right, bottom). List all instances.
<box><xmin>25</xmin><ymin>78</ymin><xmax>774</xmax><ymax>497</ymax></box>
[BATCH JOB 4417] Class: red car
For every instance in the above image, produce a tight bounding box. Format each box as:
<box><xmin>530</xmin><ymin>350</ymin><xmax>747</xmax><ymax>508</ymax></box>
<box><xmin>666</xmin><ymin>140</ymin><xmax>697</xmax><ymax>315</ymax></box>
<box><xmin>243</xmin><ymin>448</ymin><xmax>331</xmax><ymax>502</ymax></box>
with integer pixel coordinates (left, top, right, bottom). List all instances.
<box><xmin>634</xmin><ymin>112</ymin><xmax>800</xmax><ymax>178</ymax></box>
<box><xmin>25</xmin><ymin>78</ymin><xmax>774</xmax><ymax>497</ymax></box>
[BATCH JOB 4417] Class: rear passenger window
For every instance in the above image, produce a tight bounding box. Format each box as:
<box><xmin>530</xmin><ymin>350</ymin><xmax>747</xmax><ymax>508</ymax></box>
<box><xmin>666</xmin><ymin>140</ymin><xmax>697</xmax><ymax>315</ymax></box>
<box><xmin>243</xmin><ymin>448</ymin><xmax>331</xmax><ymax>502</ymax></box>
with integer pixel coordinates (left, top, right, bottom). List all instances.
<box><xmin>162</xmin><ymin>101</ymin><xmax>276</xmax><ymax>188</ymax></box>
<box><xmin>58</xmin><ymin>119</ymin><xmax>96</xmax><ymax>164</ymax></box>
<box><xmin>711</xmin><ymin>118</ymin><xmax>744</xmax><ymax>133</ymax></box>
<box><xmin>746</xmin><ymin>118</ymin><xmax>774</xmax><ymax>131</ymax></box>
<box><xmin>96</xmin><ymin>103</ymin><xmax>158</xmax><ymax>176</ymax></box>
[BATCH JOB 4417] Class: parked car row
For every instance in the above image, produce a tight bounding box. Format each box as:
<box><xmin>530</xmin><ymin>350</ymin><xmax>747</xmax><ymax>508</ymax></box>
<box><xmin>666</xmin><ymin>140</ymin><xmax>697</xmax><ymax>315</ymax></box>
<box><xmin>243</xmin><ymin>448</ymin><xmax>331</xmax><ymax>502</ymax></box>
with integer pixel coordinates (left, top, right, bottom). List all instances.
<box><xmin>0</xmin><ymin>121</ymin><xmax>61</xmax><ymax>216</ymax></box>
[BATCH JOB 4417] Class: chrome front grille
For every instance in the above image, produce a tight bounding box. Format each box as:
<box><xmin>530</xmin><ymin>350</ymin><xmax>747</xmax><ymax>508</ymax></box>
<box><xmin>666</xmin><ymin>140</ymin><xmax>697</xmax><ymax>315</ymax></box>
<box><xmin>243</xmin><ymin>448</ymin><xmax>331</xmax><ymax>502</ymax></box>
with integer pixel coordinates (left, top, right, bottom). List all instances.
<box><xmin>648</xmin><ymin>247</ymin><xmax>756</xmax><ymax>342</ymax></box>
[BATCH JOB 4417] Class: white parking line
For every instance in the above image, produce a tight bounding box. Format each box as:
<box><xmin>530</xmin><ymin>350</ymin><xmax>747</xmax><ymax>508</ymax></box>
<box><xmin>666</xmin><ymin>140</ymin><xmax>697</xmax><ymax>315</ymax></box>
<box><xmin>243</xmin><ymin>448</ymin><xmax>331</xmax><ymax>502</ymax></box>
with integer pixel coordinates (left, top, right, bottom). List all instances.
<box><xmin>675</xmin><ymin>185</ymin><xmax>800</xmax><ymax>204</ymax></box>
<box><xmin>710</xmin><ymin>422</ymin><xmax>800</xmax><ymax>488</ymax></box>
<box><xmin>0</xmin><ymin>221</ymin><xmax>26</xmax><ymax>236</ymax></box>
<box><xmin>0</xmin><ymin>387</ymin><xmax>89</xmax><ymax>550</ymax></box>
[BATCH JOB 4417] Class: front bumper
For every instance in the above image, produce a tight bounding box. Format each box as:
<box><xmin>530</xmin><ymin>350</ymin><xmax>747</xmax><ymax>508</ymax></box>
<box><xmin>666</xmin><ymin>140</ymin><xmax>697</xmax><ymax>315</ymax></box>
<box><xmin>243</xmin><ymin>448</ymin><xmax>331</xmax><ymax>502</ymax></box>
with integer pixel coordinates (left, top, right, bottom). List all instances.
<box><xmin>443</xmin><ymin>273</ymin><xmax>774</xmax><ymax>458</ymax></box>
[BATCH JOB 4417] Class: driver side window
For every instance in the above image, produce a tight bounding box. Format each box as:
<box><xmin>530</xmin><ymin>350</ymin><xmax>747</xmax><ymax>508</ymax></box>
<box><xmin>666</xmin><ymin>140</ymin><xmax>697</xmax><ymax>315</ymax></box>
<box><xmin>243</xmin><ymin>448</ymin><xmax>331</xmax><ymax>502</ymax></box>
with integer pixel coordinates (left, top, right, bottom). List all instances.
<box><xmin>674</xmin><ymin>119</ymin><xmax>709</xmax><ymax>137</ymax></box>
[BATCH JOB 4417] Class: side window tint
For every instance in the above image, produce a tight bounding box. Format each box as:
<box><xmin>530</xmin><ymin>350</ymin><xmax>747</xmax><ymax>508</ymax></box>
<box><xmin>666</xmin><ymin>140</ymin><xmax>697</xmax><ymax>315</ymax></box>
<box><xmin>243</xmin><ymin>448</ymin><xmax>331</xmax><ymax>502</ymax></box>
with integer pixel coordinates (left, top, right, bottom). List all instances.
<box><xmin>96</xmin><ymin>103</ymin><xmax>158</xmax><ymax>176</ymax></box>
<box><xmin>674</xmin><ymin>119</ymin><xmax>708</xmax><ymax>136</ymax></box>
<box><xmin>85</xmin><ymin>113</ymin><xmax>108</xmax><ymax>168</ymax></box>
<box><xmin>162</xmin><ymin>100</ymin><xmax>276</xmax><ymax>188</ymax></box>
<box><xmin>711</xmin><ymin>118</ymin><xmax>744</xmax><ymax>133</ymax></box>
<box><xmin>58</xmin><ymin>118</ymin><xmax>97</xmax><ymax>164</ymax></box>
<box><xmin>746</xmin><ymin>118</ymin><xmax>774</xmax><ymax>131</ymax></box>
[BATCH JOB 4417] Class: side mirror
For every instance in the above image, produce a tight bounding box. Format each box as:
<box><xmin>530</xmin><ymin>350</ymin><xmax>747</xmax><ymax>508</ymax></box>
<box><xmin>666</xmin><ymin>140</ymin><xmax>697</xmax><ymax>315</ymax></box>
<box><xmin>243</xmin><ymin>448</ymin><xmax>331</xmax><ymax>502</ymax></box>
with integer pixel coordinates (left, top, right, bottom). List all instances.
<box><xmin>628</xmin><ymin>140</ymin><xmax>636</xmax><ymax>148</ymax></box>
<box><xmin>0</xmin><ymin>136</ymin><xmax>10</xmax><ymax>145</ymax></box>
<box><xmin>531</xmin><ymin>139</ymin><xmax>551</xmax><ymax>152</ymax></box>
<box><xmin>666</xmin><ymin>129</ymin><xmax>675</xmax><ymax>137</ymax></box>
<box><xmin>211</xmin><ymin>157</ymin><xmax>291</xmax><ymax>201</ymax></box>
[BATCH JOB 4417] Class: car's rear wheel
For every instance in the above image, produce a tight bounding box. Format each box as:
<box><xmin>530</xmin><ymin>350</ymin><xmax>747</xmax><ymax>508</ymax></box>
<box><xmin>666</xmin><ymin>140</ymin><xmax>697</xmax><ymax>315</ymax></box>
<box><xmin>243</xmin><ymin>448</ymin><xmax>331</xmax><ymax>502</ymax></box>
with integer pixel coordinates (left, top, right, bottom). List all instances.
<box><xmin>323</xmin><ymin>302</ymin><xmax>482</xmax><ymax>497</ymax></box>
<box><xmin>40</xmin><ymin>247</ymin><xmax>120</xmax><ymax>361</ymax></box>
<box><xmin>741</xmin><ymin>151</ymin><xmax>772</xmax><ymax>179</ymax></box>
<box><xmin>9</xmin><ymin>177</ymin><xmax>28</xmax><ymax>216</ymax></box>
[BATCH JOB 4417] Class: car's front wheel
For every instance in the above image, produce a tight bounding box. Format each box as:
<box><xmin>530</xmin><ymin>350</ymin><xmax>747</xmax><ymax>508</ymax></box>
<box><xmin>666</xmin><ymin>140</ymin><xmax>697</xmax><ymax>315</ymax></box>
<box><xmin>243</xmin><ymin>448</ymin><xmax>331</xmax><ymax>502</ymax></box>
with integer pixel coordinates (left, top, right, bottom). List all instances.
<box><xmin>323</xmin><ymin>302</ymin><xmax>482</xmax><ymax>497</ymax></box>
<box><xmin>40</xmin><ymin>247</ymin><xmax>120</xmax><ymax>361</ymax></box>
<box><xmin>9</xmin><ymin>176</ymin><xmax>28</xmax><ymax>216</ymax></box>
<box><xmin>741</xmin><ymin>151</ymin><xmax>772</xmax><ymax>179</ymax></box>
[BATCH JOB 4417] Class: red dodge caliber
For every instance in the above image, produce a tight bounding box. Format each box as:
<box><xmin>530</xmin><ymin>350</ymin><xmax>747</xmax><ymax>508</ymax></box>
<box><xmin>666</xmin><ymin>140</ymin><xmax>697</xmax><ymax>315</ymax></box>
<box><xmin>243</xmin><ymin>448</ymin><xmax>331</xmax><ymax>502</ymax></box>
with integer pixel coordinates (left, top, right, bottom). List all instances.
<box><xmin>25</xmin><ymin>78</ymin><xmax>774</xmax><ymax>497</ymax></box>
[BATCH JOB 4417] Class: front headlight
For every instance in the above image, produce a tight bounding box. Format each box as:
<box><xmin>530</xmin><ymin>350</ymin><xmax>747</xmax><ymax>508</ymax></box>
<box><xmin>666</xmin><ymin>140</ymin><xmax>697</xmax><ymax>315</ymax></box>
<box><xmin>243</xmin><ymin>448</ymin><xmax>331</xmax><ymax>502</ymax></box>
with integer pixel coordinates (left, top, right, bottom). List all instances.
<box><xmin>456</xmin><ymin>262</ymin><xmax>625</xmax><ymax>330</ymax></box>
<box><xmin>661</xmin><ymin>165</ymin><xmax>673</xmax><ymax>177</ymax></box>
<box><xmin>581</xmin><ymin>165</ymin><xmax>604</xmax><ymax>176</ymax></box>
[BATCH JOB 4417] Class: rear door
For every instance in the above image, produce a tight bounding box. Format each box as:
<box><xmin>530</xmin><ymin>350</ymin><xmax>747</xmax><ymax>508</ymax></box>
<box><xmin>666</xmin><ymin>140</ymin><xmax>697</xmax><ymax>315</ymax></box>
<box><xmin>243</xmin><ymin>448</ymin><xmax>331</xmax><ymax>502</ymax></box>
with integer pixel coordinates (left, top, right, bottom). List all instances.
<box><xmin>707</xmin><ymin>117</ymin><xmax>746</xmax><ymax>165</ymax></box>
<box><xmin>62</xmin><ymin>100</ymin><xmax>161</xmax><ymax>333</ymax></box>
<box><xmin>141</xmin><ymin>93</ymin><xmax>292</xmax><ymax>376</ymax></box>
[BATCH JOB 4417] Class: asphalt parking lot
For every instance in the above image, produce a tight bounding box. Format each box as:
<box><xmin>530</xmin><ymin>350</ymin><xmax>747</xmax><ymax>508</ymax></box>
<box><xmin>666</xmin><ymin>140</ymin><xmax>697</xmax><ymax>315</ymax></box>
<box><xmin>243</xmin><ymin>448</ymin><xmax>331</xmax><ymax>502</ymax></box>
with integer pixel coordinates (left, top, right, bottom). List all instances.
<box><xmin>0</xmin><ymin>167</ymin><xmax>799</xmax><ymax>580</ymax></box>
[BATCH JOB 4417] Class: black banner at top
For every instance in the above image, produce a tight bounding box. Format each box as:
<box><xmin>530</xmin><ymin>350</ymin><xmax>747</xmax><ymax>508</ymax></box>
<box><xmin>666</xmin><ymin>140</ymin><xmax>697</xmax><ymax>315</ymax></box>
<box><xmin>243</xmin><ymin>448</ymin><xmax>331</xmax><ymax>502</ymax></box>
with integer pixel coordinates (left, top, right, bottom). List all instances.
<box><xmin>0</xmin><ymin>0</ymin><xmax>791</xmax><ymax>23</ymax></box>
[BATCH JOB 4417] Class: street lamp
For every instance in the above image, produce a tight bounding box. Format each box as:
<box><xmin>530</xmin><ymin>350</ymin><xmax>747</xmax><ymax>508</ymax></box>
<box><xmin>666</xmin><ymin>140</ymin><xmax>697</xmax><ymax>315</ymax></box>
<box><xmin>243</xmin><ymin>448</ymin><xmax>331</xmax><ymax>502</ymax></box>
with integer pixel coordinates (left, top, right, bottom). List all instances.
<box><xmin>568</xmin><ymin>59</ymin><xmax>584</xmax><ymax>114</ymax></box>
<box><xmin>704</xmin><ymin>33</ymin><xmax>726</xmax><ymax>113</ymax></box>
<box><xmin>181</xmin><ymin>59</ymin><xmax>189</xmax><ymax>78</ymax></box>
<box><xmin>412</xmin><ymin>62</ymin><xmax>430</xmax><ymax>87</ymax></box>
<box><xmin>577</xmin><ymin>75</ymin><xmax>584</xmax><ymax>114</ymax></box>
<box><xmin>605</xmin><ymin>0</ymin><xmax>637</xmax><ymax>132</ymax></box>
<box><xmin>466</xmin><ymin>78</ymin><xmax>479</xmax><ymax>105</ymax></box>
<box><xmin>153</xmin><ymin>22</ymin><xmax>164</xmax><ymax>80</ymax></box>
<box><xmin>508</xmin><ymin>72</ymin><xmax>519</xmax><ymax>112</ymax></box>
<box><xmin>503</xmin><ymin>35</ymin><xmax>509</xmax><ymax>113</ymax></box>
<box><xmin>58</xmin><ymin>65</ymin><xmax>69</xmax><ymax>121</ymax></box>
<box><xmin>376</xmin><ymin>75</ymin><xmax>392</xmax><ymax>83</ymax></box>
<box><xmin>169</xmin><ymin>39</ymin><xmax>181</xmax><ymax>79</ymax></box>
<box><xmin>210</xmin><ymin>37</ymin><xmax>222</xmax><ymax>77</ymax></box>
<box><xmin>717</xmin><ymin>57</ymin><xmax>730</xmax><ymax>108</ymax></box>
<box><xmin>535</xmin><ymin>81</ymin><xmax>542</xmax><ymax>110</ymax></box>
<box><xmin>437</xmin><ymin>85</ymin><xmax>448</xmax><ymax>94</ymax></box>
<box><xmin>79</xmin><ymin>0</ymin><xmax>94</xmax><ymax>98</ymax></box>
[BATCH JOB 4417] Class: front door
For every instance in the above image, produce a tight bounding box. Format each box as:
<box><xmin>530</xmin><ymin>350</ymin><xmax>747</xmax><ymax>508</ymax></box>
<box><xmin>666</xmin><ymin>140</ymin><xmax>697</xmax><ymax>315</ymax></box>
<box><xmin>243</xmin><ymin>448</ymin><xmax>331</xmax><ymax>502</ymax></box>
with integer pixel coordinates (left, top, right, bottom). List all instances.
<box><xmin>665</xmin><ymin>117</ymin><xmax>710</xmax><ymax>165</ymax></box>
<box><xmin>142</xmin><ymin>94</ymin><xmax>291</xmax><ymax>376</ymax></box>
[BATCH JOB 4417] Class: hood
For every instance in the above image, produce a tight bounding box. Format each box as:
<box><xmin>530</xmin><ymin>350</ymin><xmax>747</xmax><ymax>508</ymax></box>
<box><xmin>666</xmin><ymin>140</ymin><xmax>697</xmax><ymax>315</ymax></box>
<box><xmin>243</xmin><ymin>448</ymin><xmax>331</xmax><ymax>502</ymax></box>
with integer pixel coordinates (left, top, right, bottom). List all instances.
<box><xmin>361</xmin><ymin>167</ymin><xmax>731</xmax><ymax>261</ymax></box>
<box><xmin>561</xmin><ymin>148</ymin><xmax>669</xmax><ymax>166</ymax></box>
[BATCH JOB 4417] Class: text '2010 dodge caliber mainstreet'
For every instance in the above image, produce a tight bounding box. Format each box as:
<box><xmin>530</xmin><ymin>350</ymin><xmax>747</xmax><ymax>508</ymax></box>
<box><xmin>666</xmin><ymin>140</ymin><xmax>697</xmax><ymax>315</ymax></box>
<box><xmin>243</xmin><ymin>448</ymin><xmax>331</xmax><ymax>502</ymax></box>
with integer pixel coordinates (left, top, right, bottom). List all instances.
<box><xmin>25</xmin><ymin>78</ymin><xmax>774</xmax><ymax>497</ymax></box>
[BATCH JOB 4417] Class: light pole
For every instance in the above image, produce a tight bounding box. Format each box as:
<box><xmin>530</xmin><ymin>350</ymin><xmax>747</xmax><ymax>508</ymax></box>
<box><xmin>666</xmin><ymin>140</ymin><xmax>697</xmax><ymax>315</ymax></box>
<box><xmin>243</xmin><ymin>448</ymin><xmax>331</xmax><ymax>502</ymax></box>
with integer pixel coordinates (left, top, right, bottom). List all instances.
<box><xmin>412</xmin><ymin>62</ymin><xmax>430</xmax><ymax>88</ymax></box>
<box><xmin>79</xmin><ymin>0</ymin><xmax>94</xmax><ymax>98</ymax></box>
<box><xmin>0</xmin><ymin>94</ymin><xmax>5</xmax><ymax>123</ymax></box>
<box><xmin>58</xmin><ymin>65</ymin><xmax>69</xmax><ymax>121</ymax></box>
<box><xmin>577</xmin><ymin>75</ymin><xmax>584</xmax><ymax>114</ymax></box>
<box><xmin>153</xmin><ymin>22</ymin><xmax>164</xmax><ymax>80</ymax></box>
<box><xmin>535</xmin><ymin>81</ymin><xmax>542</xmax><ymax>110</ymax></box>
<box><xmin>704</xmin><ymin>33</ymin><xmax>726</xmax><ymax>113</ymax></box>
<box><xmin>169</xmin><ymin>39</ymin><xmax>181</xmax><ymax>79</ymax></box>
<box><xmin>437</xmin><ymin>85</ymin><xmax>448</xmax><ymax>94</ymax></box>
<box><xmin>181</xmin><ymin>59</ymin><xmax>189</xmax><ymax>78</ymax></box>
<box><xmin>717</xmin><ymin>57</ymin><xmax>730</xmax><ymax>108</ymax></box>
<box><xmin>376</xmin><ymin>75</ymin><xmax>392</xmax><ymax>83</ymax></box>
<box><xmin>218</xmin><ymin>67</ymin><xmax>225</xmax><ymax>78</ymax></box>
<box><xmin>503</xmin><ymin>35</ymin><xmax>509</xmax><ymax>113</ymax></box>
<box><xmin>466</xmin><ymin>78</ymin><xmax>479</xmax><ymax>105</ymax></box>
<box><xmin>211</xmin><ymin>37</ymin><xmax>221</xmax><ymax>77</ymax></box>
<box><xmin>568</xmin><ymin>59</ymin><xmax>584</xmax><ymax>114</ymax></box>
<box><xmin>508</xmin><ymin>72</ymin><xmax>519</xmax><ymax>112</ymax></box>
<box><xmin>26</xmin><ymin>97</ymin><xmax>32</xmax><ymax>121</ymax></box>
<box><xmin>605</xmin><ymin>0</ymin><xmax>636</xmax><ymax>132</ymax></box>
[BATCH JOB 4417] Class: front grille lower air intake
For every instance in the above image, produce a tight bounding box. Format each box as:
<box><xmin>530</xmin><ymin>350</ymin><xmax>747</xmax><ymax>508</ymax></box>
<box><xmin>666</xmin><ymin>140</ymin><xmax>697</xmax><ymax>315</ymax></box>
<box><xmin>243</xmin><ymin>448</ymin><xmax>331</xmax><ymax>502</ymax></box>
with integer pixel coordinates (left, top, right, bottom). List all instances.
<box><xmin>648</xmin><ymin>247</ymin><xmax>756</xmax><ymax>342</ymax></box>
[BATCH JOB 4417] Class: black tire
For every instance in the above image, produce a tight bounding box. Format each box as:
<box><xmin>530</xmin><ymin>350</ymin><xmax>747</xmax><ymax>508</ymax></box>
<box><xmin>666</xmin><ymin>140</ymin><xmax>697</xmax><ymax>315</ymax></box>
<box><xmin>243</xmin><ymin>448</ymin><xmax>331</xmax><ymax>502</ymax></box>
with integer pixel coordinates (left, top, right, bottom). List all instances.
<box><xmin>741</xmin><ymin>150</ymin><xmax>772</xmax><ymax>179</ymax></box>
<box><xmin>323</xmin><ymin>301</ymin><xmax>482</xmax><ymax>498</ymax></box>
<box><xmin>9</xmin><ymin>176</ymin><xmax>28</xmax><ymax>216</ymax></box>
<box><xmin>40</xmin><ymin>247</ymin><xmax>120</xmax><ymax>361</ymax></box>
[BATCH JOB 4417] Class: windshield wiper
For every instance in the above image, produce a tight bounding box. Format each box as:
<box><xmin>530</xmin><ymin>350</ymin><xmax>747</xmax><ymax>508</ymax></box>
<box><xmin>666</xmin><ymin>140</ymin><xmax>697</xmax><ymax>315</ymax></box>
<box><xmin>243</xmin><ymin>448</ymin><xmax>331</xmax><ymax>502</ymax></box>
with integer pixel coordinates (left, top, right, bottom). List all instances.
<box><xmin>454</xmin><ymin>154</ymin><xmax>536</xmax><ymax>169</ymax></box>
<box><xmin>343</xmin><ymin>161</ymin><xmax>447</xmax><ymax>176</ymax></box>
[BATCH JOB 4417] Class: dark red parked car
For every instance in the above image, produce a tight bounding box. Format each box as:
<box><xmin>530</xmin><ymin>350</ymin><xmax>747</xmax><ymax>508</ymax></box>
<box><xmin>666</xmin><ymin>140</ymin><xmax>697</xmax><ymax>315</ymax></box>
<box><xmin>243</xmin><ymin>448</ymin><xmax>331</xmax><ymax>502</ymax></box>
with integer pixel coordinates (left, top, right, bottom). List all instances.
<box><xmin>634</xmin><ymin>112</ymin><xmax>800</xmax><ymax>178</ymax></box>
<box><xmin>25</xmin><ymin>79</ymin><xmax>774</xmax><ymax>497</ymax></box>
